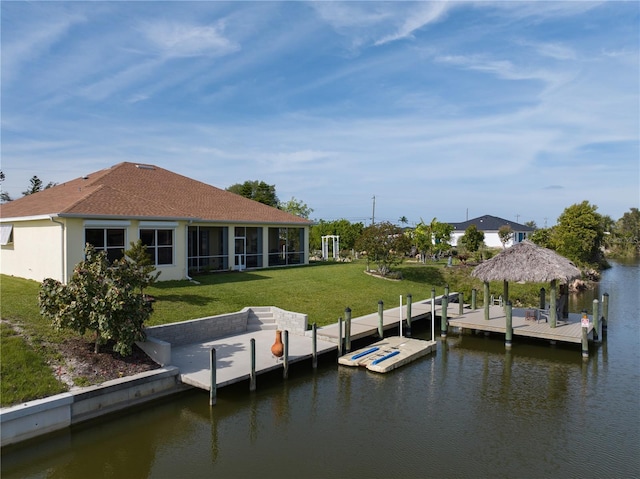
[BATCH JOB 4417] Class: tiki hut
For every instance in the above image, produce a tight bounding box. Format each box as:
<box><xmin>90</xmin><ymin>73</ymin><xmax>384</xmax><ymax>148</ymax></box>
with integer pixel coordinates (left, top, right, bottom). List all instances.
<box><xmin>471</xmin><ymin>240</ymin><xmax>581</xmax><ymax>326</ymax></box>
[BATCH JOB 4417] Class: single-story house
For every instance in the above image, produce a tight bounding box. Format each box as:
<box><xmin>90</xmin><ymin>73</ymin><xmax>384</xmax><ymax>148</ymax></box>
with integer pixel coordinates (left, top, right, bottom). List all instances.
<box><xmin>449</xmin><ymin>215</ymin><xmax>534</xmax><ymax>249</ymax></box>
<box><xmin>0</xmin><ymin>162</ymin><xmax>312</xmax><ymax>283</ymax></box>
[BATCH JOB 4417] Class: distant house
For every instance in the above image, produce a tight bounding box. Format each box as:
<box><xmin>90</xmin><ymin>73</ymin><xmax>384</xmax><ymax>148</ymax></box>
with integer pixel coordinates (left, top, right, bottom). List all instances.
<box><xmin>449</xmin><ymin>215</ymin><xmax>534</xmax><ymax>249</ymax></box>
<box><xmin>0</xmin><ymin>162</ymin><xmax>312</xmax><ymax>283</ymax></box>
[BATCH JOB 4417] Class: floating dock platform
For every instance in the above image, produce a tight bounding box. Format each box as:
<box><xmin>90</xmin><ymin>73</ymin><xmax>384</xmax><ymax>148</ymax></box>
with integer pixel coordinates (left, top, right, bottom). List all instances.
<box><xmin>338</xmin><ymin>336</ymin><xmax>436</xmax><ymax>373</ymax></box>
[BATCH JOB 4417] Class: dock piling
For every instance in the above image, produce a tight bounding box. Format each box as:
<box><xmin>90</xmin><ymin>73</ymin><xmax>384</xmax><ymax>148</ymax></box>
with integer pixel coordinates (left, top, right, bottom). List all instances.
<box><xmin>602</xmin><ymin>293</ymin><xmax>609</xmax><ymax>333</ymax></box>
<box><xmin>283</xmin><ymin>330</ymin><xmax>289</xmax><ymax>379</ymax></box>
<box><xmin>406</xmin><ymin>294</ymin><xmax>412</xmax><ymax>336</ymax></box>
<box><xmin>378</xmin><ymin>300</ymin><xmax>384</xmax><ymax>339</ymax></box>
<box><xmin>250</xmin><ymin>339</ymin><xmax>256</xmax><ymax>391</ymax></box>
<box><xmin>484</xmin><ymin>282</ymin><xmax>490</xmax><ymax>321</ymax></box>
<box><xmin>471</xmin><ymin>288</ymin><xmax>477</xmax><ymax>310</ymax></box>
<box><xmin>458</xmin><ymin>292</ymin><xmax>464</xmax><ymax>315</ymax></box>
<box><xmin>209</xmin><ymin>348</ymin><xmax>217</xmax><ymax>406</ymax></box>
<box><xmin>312</xmin><ymin>323</ymin><xmax>318</xmax><ymax>369</ymax></box>
<box><xmin>505</xmin><ymin>301</ymin><xmax>513</xmax><ymax>350</ymax></box>
<box><xmin>581</xmin><ymin>310</ymin><xmax>589</xmax><ymax>358</ymax></box>
<box><xmin>345</xmin><ymin>307</ymin><xmax>352</xmax><ymax>353</ymax></box>
<box><xmin>431</xmin><ymin>288</ymin><xmax>436</xmax><ymax>341</ymax></box>
<box><xmin>549</xmin><ymin>280</ymin><xmax>557</xmax><ymax>328</ymax></box>
<box><xmin>592</xmin><ymin>299</ymin><xmax>600</xmax><ymax>342</ymax></box>
<box><xmin>338</xmin><ymin>317</ymin><xmax>343</xmax><ymax>356</ymax></box>
<box><xmin>441</xmin><ymin>289</ymin><xmax>448</xmax><ymax>338</ymax></box>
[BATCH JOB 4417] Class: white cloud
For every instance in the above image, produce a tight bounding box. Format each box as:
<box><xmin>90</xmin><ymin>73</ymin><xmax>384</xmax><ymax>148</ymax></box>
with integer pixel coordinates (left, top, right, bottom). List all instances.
<box><xmin>521</xmin><ymin>40</ymin><xmax>577</xmax><ymax>61</ymax></box>
<box><xmin>312</xmin><ymin>2</ymin><xmax>453</xmax><ymax>50</ymax></box>
<box><xmin>140</xmin><ymin>20</ymin><xmax>240</xmax><ymax>58</ymax></box>
<box><xmin>374</xmin><ymin>2</ymin><xmax>452</xmax><ymax>46</ymax></box>
<box><xmin>434</xmin><ymin>54</ymin><xmax>572</xmax><ymax>90</ymax></box>
<box><xmin>2</xmin><ymin>12</ymin><xmax>86</xmax><ymax>86</ymax></box>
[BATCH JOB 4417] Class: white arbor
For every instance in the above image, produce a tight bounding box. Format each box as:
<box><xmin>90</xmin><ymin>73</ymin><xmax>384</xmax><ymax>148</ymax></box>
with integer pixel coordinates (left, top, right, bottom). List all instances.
<box><xmin>321</xmin><ymin>235</ymin><xmax>340</xmax><ymax>260</ymax></box>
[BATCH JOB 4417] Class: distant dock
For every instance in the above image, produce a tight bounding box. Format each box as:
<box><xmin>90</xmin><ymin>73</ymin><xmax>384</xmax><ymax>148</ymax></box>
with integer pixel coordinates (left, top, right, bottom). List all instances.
<box><xmin>447</xmin><ymin>305</ymin><xmax>597</xmax><ymax>344</ymax></box>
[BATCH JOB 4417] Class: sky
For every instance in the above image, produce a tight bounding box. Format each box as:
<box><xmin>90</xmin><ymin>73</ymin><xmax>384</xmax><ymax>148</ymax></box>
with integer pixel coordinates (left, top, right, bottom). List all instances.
<box><xmin>1</xmin><ymin>1</ymin><xmax>638</xmax><ymax>227</ymax></box>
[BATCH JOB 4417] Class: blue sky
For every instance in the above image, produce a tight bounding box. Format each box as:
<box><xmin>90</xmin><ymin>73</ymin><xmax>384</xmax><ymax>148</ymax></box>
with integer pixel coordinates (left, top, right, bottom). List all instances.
<box><xmin>2</xmin><ymin>1</ymin><xmax>638</xmax><ymax>227</ymax></box>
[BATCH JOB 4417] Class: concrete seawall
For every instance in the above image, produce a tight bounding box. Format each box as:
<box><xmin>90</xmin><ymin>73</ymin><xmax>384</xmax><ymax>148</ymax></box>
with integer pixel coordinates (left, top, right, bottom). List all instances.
<box><xmin>1</xmin><ymin>367</ymin><xmax>188</xmax><ymax>447</ymax></box>
<box><xmin>1</xmin><ymin>306</ymin><xmax>308</xmax><ymax>447</ymax></box>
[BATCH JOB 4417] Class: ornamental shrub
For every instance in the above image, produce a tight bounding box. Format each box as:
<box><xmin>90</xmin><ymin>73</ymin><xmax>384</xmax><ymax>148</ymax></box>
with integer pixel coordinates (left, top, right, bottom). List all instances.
<box><xmin>39</xmin><ymin>243</ymin><xmax>158</xmax><ymax>356</ymax></box>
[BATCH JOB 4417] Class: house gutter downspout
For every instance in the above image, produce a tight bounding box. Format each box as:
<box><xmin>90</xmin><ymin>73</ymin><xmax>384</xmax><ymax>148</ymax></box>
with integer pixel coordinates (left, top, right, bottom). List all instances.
<box><xmin>185</xmin><ymin>221</ymin><xmax>193</xmax><ymax>282</ymax></box>
<box><xmin>49</xmin><ymin>216</ymin><xmax>66</xmax><ymax>283</ymax></box>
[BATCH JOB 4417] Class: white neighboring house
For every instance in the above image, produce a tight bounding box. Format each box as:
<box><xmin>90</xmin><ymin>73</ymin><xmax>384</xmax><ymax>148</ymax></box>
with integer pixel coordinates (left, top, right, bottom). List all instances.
<box><xmin>449</xmin><ymin>215</ymin><xmax>534</xmax><ymax>249</ymax></box>
<box><xmin>0</xmin><ymin>162</ymin><xmax>312</xmax><ymax>283</ymax></box>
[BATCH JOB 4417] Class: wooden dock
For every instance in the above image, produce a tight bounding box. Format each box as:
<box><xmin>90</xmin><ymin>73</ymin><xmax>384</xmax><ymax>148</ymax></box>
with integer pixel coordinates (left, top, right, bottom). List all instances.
<box><xmin>315</xmin><ymin>294</ymin><xmax>458</xmax><ymax>343</ymax></box>
<box><xmin>447</xmin><ymin>305</ymin><xmax>595</xmax><ymax>344</ymax></box>
<box><xmin>171</xmin><ymin>297</ymin><xmax>597</xmax><ymax>396</ymax></box>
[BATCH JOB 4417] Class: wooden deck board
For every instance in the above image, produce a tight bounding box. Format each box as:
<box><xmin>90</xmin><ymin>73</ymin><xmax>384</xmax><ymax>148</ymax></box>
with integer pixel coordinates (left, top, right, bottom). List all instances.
<box><xmin>447</xmin><ymin>306</ymin><xmax>593</xmax><ymax>344</ymax></box>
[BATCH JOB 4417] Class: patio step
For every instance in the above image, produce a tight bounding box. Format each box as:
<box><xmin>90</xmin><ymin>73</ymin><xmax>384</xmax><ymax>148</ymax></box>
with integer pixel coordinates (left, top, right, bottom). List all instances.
<box><xmin>246</xmin><ymin>308</ymin><xmax>278</xmax><ymax>332</ymax></box>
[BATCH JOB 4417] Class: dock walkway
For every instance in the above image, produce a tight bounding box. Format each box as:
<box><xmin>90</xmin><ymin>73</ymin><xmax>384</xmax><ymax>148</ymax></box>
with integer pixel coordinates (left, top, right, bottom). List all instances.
<box><xmin>171</xmin><ymin>295</ymin><xmax>458</xmax><ymax>392</ymax></box>
<box><xmin>172</xmin><ymin>330</ymin><xmax>336</xmax><ymax>390</ymax></box>
<box><xmin>447</xmin><ymin>306</ymin><xmax>595</xmax><ymax>344</ymax></box>
<box><xmin>169</xmin><ymin>296</ymin><xmax>595</xmax><ymax>392</ymax></box>
<box><xmin>315</xmin><ymin>293</ymin><xmax>458</xmax><ymax>343</ymax></box>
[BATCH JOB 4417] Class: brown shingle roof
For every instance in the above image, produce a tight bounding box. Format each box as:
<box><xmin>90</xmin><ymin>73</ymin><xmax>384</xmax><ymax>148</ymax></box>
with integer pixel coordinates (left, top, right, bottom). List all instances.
<box><xmin>0</xmin><ymin>162</ymin><xmax>311</xmax><ymax>225</ymax></box>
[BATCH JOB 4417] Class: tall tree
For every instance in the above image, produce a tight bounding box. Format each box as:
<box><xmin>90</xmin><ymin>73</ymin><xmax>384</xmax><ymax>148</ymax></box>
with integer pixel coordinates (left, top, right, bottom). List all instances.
<box><xmin>413</xmin><ymin>218</ymin><xmax>453</xmax><ymax>261</ymax></box>
<box><xmin>459</xmin><ymin>224</ymin><xmax>484</xmax><ymax>253</ymax></box>
<box><xmin>21</xmin><ymin>175</ymin><xmax>56</xmax><ymax>196</ymax></box>
<box><xmin>355</xmin><ymin>221</ymin><xmax>411</xmax><ymax>276</ymax></box>
<box><xmin>552</xmin><ymin>200</ymin><xmax>605</xmax><ymax>267</ymax></box>
<box><xmin>431</xmin><ymin>219</ymin><xmax>454</xmax><ymax>257</ymax></box>
<box><xmin>227</xmin><ymin>180</ymin><xmax>278</xmax><ymax>207</ymax></box>
<box><xmin>530</xmin><ymin>227</ymin><xmax>554</xmax><ymax>249</ymax></box>
<box><xmin>611</xmin><ymin>208</ymin><xmax>640</xmax><ymax>255</ymax></box>
<box><xmin>0</xmin><ymin>171</ymin><xmax>11</xmax><ymax>203</ymax></box>
<box><xmin>279</xmin><ymin>197</ymin><xmax>313</xmax><ymax>219</ymax></box>
<box><xmin>309</xmin><ymin>219</ymin><xmax>363</xmax><ymax>252</ymax></box>
<box><xmin>498</xmin><ymin>225</ymin><xmax>513</xmax><ymax>249</ymax></box>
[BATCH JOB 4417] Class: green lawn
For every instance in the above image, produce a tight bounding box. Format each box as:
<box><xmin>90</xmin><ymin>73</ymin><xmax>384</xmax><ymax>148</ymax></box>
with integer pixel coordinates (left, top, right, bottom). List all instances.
<box><xmin>147</xmin><ymin>260</ymin><xmax>450</xmax><ymax>327</ymax></box>
<box><xmin>0</xmin><ymin>323</ymin><xmax>66</xmax><ymax>405</ymax></box>
<box><xmin>0</xmin><ymin>259</ymin><xmax>544</xmax><ymax>405</ymax></box>
<box><xmin>146</xmin><ymin>260</ymin><xmax>542</xmax><ymax>327</ymax></box>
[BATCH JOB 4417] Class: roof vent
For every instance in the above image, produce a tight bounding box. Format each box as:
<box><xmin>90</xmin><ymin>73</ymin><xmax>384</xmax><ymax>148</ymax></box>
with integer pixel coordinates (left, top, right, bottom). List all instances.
<box><xmin>135</xmin><ymin>164</ymin><xmax>156</xmax><ymax>170</ymax></box>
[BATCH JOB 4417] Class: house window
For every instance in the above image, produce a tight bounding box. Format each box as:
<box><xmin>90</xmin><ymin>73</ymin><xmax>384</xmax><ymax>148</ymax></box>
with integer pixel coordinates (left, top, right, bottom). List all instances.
<box><xmin>188</xmin><ymin>226</ymin><xmax>228</xmax><ymax>272</ymax></box>
<box><xmin>268</xmin><ymin>227</ymin><xmax>304</xmax><ymax>266</ymax></box>
<box><xmin>85</xmin><ymin>228</ymin><xmax>125</xmax><ymax>262</ymax></box>
<box><xmin>0</xmin><ymin>224</ymin><xmax>13</xmax><ymax>245</ymax></box>
<box><xmin>140</xmin><ymin>229</ymin><xmax>174</xmax><ymax>265</ymax></box>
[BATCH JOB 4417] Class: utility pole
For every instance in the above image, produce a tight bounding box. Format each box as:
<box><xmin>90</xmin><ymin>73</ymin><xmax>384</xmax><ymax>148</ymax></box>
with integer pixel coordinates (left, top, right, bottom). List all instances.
<box><xmin>515</xmin><ymin>213</ymin><xmax>520</xmax><ymax>223</ymax></box>
<box><xmin>371</xmin><ymin>196</ymin><xmax>376</xmax><ymax>225</ymax></box>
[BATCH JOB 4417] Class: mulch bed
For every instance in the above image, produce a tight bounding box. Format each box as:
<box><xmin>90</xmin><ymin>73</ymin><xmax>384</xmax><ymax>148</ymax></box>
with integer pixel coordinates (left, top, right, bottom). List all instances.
<box><xmin>57</xmin><ymin>337</ymin><xmax>160</xmax><ymax>385</ymax></box>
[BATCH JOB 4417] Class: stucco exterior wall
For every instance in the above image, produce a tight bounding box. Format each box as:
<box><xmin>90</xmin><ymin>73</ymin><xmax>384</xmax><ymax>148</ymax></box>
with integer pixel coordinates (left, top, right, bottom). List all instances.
<box><xmin>0</xmin><ymin>219</ymin><xmax>65</xmax><ymax>282</ymax></box>
<box><xmin>1</xmin><ymin>218</ymin><xmax>308</xmax><ymax>284</ymax></box>
<box><xmin>451</xmin><ymin>231</ymin><xmax>526</xmax><ymax>249</ymax></box>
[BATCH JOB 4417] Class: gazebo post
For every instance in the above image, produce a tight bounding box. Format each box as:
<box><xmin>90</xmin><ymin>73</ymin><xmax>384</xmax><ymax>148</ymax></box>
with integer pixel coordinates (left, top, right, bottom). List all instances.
<box><xmin>503</xmin><ymin>280</ymin><xmax>509</xmax><ymax>309</ymax></box>
<box><xmin>505</xmin><ymin>301</ymin><xmax>513</xmax><ymax>349</ymax></box>
<box><xmin>483</xmin><ymin>281</ymin><xmax>490</xmax><ymax>321</ymax></box>
<box><xmin>549</xmin><ymin>279</ymin><xmax>557</xmax><ymax>328</ymax></box>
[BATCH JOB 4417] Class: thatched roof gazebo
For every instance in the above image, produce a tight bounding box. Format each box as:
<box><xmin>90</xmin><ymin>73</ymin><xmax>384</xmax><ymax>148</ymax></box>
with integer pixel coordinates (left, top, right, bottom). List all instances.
<box><xmin>471</xmin><ymin>240</ymin><xmax>581</xmax><ymax>327</ymax></box>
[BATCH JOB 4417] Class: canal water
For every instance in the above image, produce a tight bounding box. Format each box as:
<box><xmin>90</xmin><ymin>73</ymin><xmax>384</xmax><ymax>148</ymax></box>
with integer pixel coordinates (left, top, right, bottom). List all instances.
<box><xmin>2</xmin><ymin>261</ymin><xmax>639</xmax><ymax>478</ymax></box>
